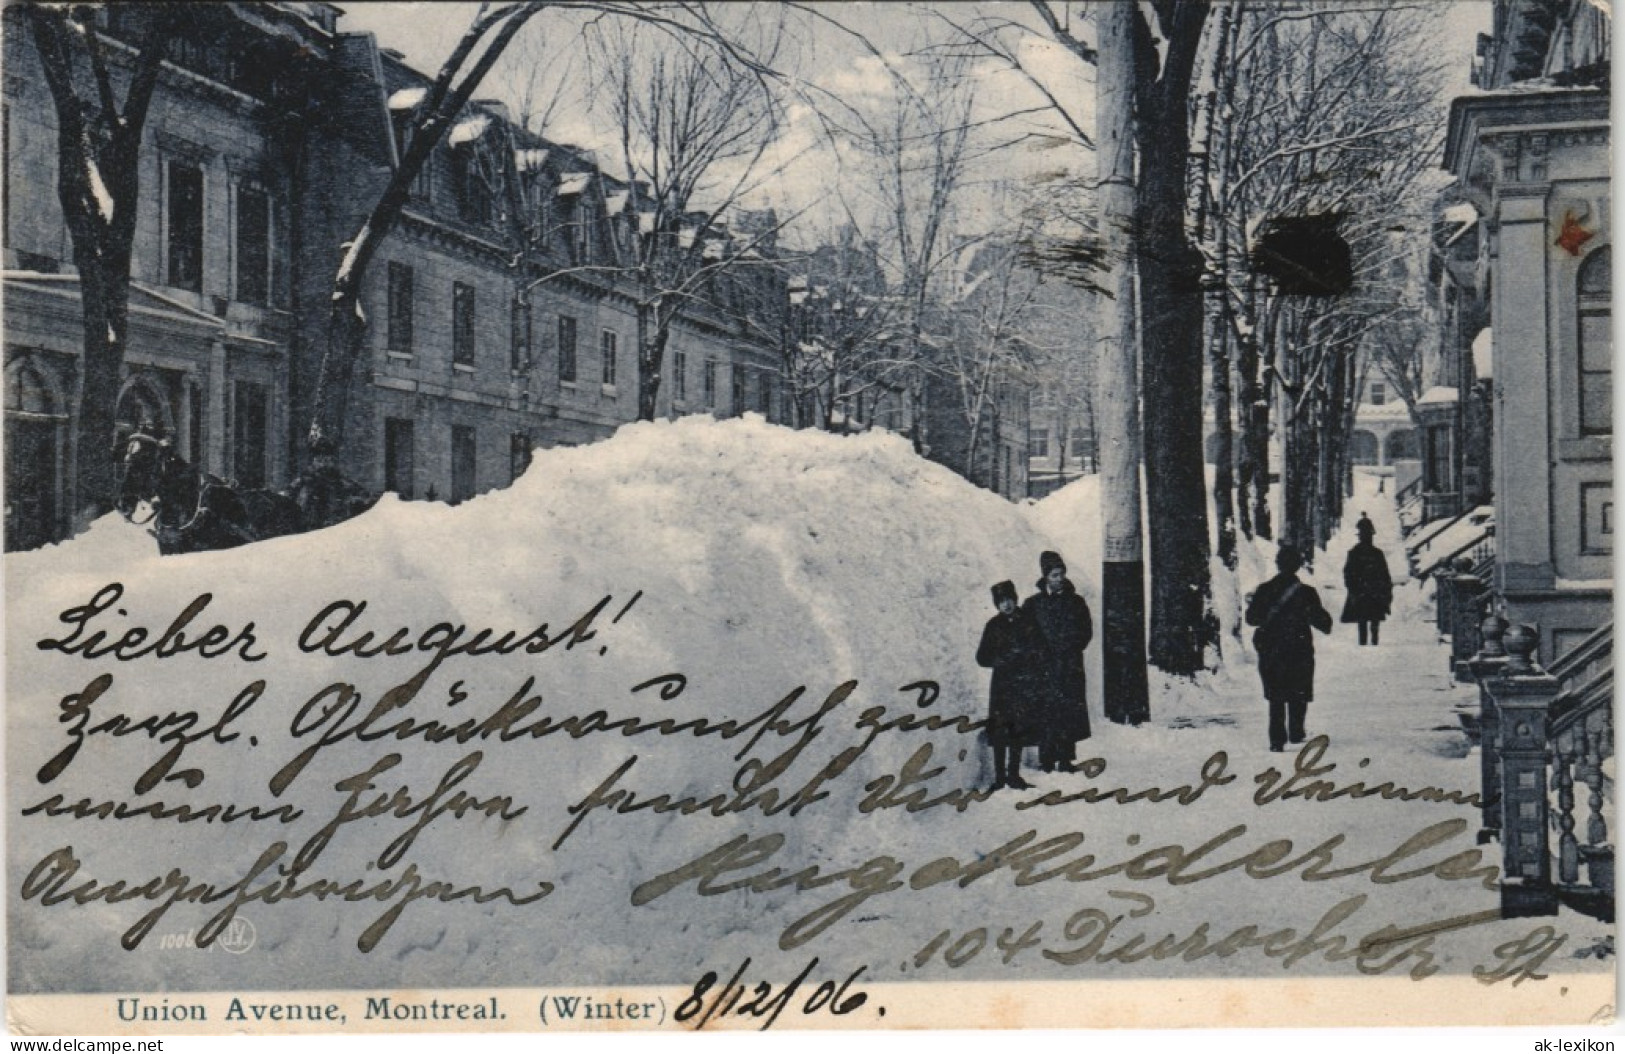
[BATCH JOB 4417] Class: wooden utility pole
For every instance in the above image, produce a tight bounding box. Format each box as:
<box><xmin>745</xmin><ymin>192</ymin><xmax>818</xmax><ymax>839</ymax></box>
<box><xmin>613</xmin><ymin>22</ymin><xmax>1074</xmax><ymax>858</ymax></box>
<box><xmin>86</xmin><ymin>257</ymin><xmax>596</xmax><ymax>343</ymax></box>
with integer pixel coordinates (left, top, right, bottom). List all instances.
<box><xmin>1096</xmin><ymin>0</ymin><xmax>1149</xmax><ymax>725</ymax></box>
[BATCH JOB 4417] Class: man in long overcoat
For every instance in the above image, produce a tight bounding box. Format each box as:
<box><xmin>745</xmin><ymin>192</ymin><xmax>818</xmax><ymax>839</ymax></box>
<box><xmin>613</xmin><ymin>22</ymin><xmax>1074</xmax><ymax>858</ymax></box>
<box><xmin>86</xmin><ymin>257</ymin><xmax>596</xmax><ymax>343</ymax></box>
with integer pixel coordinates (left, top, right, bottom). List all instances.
<box><xmin>1023</xmin><ymin>551</ymin><xmax>1093</xmax><ymax>771</ymax></box>
<box><xmin>1341</xmin><ymin>516</ymin><xmax>1393</xmax><ymax>645</ymax></box>
<box><xmin>976</xmin><ymin>580</ymin><xmax>1049</xmax><ymax>790</ymax></box>
<box><xmin>1246</xmin><ymin>545</ymin><xmax>1333</xmax><ymax>752</ymax></box>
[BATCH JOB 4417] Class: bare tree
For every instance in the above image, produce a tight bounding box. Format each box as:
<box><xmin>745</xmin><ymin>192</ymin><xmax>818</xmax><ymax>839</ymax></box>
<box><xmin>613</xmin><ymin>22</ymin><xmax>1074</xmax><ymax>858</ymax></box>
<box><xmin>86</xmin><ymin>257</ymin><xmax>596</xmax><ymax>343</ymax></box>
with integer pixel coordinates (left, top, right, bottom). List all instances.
<box><xmin>585</xmin><ymin>13</ymin><xmax>786</xmax><ymax>420</ymax></box>
<box><xmin>781</xmin><ymin>228</ymin><xmax>910</xmax><ymax>431</ymax></box>
<box><xmin>803</xmin><ymin>34</ymin><xmax>985</xmax><ymax>456</ymax></box>
<box><xmin>23</xmin><ymin>4</ymin><xmax>179</xmax><ymax>530</ymax></box>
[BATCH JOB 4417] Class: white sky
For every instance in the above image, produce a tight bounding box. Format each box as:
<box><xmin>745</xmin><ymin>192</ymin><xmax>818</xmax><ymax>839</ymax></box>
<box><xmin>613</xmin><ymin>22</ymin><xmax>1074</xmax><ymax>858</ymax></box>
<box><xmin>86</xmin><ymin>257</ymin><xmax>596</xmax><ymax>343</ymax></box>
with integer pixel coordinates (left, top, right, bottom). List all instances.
<box><xmin>335</xmin><ymin>2</ymin><xmax>1493</xmax><ymax>246</ymax></box>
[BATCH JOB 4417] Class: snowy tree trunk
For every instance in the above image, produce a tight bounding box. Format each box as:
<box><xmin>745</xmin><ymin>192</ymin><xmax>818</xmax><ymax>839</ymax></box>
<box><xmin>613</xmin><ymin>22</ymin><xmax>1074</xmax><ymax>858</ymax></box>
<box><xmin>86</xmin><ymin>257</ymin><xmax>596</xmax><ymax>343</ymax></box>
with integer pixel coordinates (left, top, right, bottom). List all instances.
<box><xmin>1206</xmin><ymin>281</ymin><xmax>1237</xmax><ymax>569</ymax></box>
<box><xmin>1096</xmin><ymin>0</ymin><xmax>1150</xmax><ymax>725</ymax></box>
<box><xmin>27</xmin><ymin>7</ymin><xmax>172</xmax><ymax>530</ymax></box>
<box><xmin>636</xmin><ymin>293</ymin><xmax>667</xmax><ymax>422</ymax></box>
<box><xmin>1135</xmin><ymin>3</ymin><xmax>1216</xmax><ymax>677</ymax></box>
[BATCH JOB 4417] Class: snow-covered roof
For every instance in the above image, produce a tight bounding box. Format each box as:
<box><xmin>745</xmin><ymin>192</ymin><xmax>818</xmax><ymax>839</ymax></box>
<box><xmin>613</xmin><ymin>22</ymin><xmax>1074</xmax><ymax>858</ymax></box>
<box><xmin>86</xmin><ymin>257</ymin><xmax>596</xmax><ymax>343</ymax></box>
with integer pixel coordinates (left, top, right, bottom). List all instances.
<box><xmin>387</xmin><ymin>86</ymin><xmax>426</xmax><ymax>111</ymax></box>
<box><xmin>1356</xmin><ymin>401</ymin><xmax>1410</xmax><ymax>420</ymax></box>
<box><xmin>448</xmin><ymin>116</ymin><xmax>489</xmax><ymax>146</ymax></box>
<box><xmin>514</xmin><ymin>148</ymin><xmax>549</xmax><ymax>173</ymax></box>
<box><xmin>556</xmin><ymin>172</ymin><xmax>593</xmax><ymax>197</ymax></box>
<box><xmin>1456</xmin><ymin>80</ymin><xmax>1606</xmax><ymax>99</ymax></box>
<box><xmin>604</xmin><ymin>192</ymin><xmax>630</xmax><ymax>217</ymax></box>
<box><xmin>1416</xmin><ymin>385</ymin><xmax>1459</xmax><ymax>406</ymax></box>
<box><xmin>1442</xmin><ymin>202</ymin><xmax>1479</xmax><ymax>247</ymax></box>
<box><xmin>1472</xmin><ymin>328</ymin><xmax>1492</xmax><ymax>380</ymax></box>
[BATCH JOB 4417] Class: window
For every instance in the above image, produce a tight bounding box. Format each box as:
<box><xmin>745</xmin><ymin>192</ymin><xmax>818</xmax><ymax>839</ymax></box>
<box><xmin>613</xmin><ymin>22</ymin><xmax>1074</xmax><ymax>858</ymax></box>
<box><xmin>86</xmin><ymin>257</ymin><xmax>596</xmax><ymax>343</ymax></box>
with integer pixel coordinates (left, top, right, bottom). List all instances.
<box><xmin>510</xmin><ymin>432</ymin><xmax>532</xmax><ymax>482</ymax></box>
<box><xmin>453</xmin><ymin>146</ymin><xmax>492</xmax><ymax>225</ymax></box>
<box><xmin>1030</xmin><ymin>427</ymin><xmax>1050</xmax><ymax>459</ymax></box>
<box><xmin>385</xmin><ymin>417</ymin><xmax>415</xmax><ymax>498</ymax></box>
<box><xmin>1425</xmin><ymin>424</ymin><xmax>1452</xmax><ymax>493</ymax></box>
<box><xmin>451</xmin><ymin>425</ymin><xmax>477</xmax><ymax>504</ymax></box>
<box><xmin>231</xmin><ymin>382</ymin><xmax>267</xmax><ymax>489</ymax></box>
<box><xmin>558</xmin><ymin>316</ymin><xmax>577</xmax><ymax>383</ymax></box>
<box><xmin>601</xmin><ymin>330</ymin><xmax>618</xmax><ymax>386</ymax></box>
<box><xmin>732</xmin><ymin>364</ymin><xmax>746</xmax><ymax>414</ymax></box>
<box><xmin>387</xmin><ymin>263</ymin><xmax>414</xmax><ymax>353</ymax></box>
<box><xmin>452</xmin><ymin>282</ymin><xmax>475</xmax><ymax>367</ymax></box>
<box><xmin>573</xmin><ymin>201</ymin><xmax>592</xmax><ymax>263</ymax></box>
<box><xmin>235</xmin><ymin>184</ymin><xmax>270</xmax><ymax>305</ymax></box>
<box><xmin>758</xmin><ymin>374</ymin><xmax>773</xmax><ymax>417</ymax></box>
<box><xmin>1368</xmin><ymin>381</ymin><xmax>1386</xmax><ymax>406</ymax></box>
<box><xmin>512</xmin><ymin>300</ymin><xmax>531</xmax><ymax>372</ymax></box>
<box><xmin>703</xmin><ymin>360</ymin><xmax>718</xmax><ymax>409</ymax></box>
<box><xmin>1579</xmin><ymin>247</ymin><xmax>1611</xmax><ymax>436</ymax></box>
<box><xmin>673</xmin><ymin>350</ymin><xmax>687</xmax><ymax>402</ymax></box>
<box><xmin>167</xmin><ymin>161</ymin><xmax>204</xmax><ymax>292</ymax></box>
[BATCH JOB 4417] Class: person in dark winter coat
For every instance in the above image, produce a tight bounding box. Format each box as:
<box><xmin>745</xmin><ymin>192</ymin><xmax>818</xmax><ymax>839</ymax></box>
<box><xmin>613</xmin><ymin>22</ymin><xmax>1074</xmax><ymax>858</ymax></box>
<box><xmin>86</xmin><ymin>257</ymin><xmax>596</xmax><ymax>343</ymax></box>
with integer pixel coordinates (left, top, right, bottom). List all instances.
<box><xmin>976</xmin><ymin>580</ymin><xmax>1048</xmax><ymax>789</ymax></box>
<box><xmin>1023</xmin><ymin>551</ymin><xmax>1093</xmax><ymax>771</ymax></box>
<box><xmin>1246</xmin><ymin>545</ymin><xmax>1333</xmax><ymax>752</ymax></box>
<box><xmin>1341</xmin><ymin>515</ymin><xmax>1393</xmax><ymax>645</ymax></box>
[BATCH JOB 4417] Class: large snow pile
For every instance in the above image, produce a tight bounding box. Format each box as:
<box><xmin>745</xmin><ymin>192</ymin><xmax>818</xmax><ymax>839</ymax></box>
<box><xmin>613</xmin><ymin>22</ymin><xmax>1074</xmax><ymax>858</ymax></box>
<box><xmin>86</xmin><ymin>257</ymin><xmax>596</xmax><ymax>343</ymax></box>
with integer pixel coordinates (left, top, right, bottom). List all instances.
<box><xmin>5</xmin><ymin>418</ymin><xmax>1608</xmax><ymax>1007</ymax></box>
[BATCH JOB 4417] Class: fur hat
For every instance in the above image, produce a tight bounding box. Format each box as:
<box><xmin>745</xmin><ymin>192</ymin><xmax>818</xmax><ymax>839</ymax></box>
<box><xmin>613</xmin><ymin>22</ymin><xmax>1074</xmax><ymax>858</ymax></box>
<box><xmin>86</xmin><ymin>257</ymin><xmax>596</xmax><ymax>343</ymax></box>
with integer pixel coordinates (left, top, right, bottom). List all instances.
<box><xmin>990</xmin><ymin>580</ymin><xmax>1018</xmax><ymax>606</ymax></box>
<box><xmin>1040</xmin><ymin>550</ymin><xmax>1067</xmax><ymax>575</ymax></box>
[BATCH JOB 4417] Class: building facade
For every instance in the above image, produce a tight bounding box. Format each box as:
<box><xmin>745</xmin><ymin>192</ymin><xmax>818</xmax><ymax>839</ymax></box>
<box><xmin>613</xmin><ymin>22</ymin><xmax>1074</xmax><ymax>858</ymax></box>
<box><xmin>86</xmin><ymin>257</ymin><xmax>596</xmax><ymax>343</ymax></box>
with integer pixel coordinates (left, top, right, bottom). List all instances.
<box><xmin>3</xmin><ymin>3</ymin><xmax>320</xmax><ymax>548</ymax></box>
<box><xmin>1441</xmin><ymin>0</ymin><xmax>1611</xmax><ymax>661</ymax></box>
<box><xmin>3</xmin><ymin>2</ymin><xmax>789</xmax><ymax>548</ymax></box>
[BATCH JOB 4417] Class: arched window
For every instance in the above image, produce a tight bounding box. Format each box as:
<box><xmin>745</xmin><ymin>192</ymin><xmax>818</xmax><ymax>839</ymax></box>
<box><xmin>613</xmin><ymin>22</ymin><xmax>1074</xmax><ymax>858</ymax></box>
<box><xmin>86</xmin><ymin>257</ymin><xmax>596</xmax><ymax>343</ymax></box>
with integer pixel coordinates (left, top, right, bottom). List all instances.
<box><xmin>6</xmin><ymin>363</ymin><xmax>57</xmax><ymax>416</ymax></box>
<box><xmin>1579</xmin><ymin>246</ymin><xmax>1611</xmax><ymax>435</ymax></box>
<box><xmin>116</xmin><ymin>378</ymin><xmax>172</xmax><ymax>439</ymax></box>
<box><xmin>1349</xmin><ymin>431</ymin><xmax>1379</xmax><ymax>465</ymax></box>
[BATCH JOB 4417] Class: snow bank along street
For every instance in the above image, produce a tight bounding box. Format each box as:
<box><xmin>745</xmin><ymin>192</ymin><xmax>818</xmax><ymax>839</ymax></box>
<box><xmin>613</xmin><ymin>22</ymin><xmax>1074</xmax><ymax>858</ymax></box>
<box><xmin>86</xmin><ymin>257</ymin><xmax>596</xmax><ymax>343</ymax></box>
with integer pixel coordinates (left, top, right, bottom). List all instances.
<box><xmin>6</xmin><ymin>417</ymin><xmax>1610</xmax><ymax>999</ymax></box>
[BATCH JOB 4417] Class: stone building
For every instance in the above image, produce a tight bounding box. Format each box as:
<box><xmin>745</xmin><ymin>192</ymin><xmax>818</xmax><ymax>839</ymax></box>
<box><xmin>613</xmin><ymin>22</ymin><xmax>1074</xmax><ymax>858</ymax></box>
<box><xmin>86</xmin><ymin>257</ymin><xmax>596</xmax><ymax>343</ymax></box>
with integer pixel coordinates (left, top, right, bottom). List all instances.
<box><xmin>3</xmin><ymin>3</ymin><xmax>323</xmax><ymax>549</ymax></box>
<box><xmin>1440</xmin><ymin>0</ymin><xmax>1611</xmax><ymax>661</ymax></box>
<box><xmin>2</xmin><ymin>2</ymin><xmax>787</xmax><ymax>547</ymax></box>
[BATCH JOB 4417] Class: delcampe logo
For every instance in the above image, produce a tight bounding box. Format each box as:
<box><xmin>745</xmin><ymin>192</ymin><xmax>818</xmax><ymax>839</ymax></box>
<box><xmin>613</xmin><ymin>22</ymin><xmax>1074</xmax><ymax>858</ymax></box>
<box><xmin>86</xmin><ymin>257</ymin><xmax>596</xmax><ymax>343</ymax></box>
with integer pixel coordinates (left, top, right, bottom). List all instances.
<box><xmin>157</xmin><ymin>918</ymin><xmax>257</xmax><ymax>955</ymax></box>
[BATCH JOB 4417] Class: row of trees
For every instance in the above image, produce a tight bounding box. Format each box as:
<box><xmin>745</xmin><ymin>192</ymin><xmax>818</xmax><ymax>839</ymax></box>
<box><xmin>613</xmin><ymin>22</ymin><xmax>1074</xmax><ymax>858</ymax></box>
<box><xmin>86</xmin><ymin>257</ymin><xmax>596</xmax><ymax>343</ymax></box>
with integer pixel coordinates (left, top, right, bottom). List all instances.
<box><xmin>941</xmin><ymin>1</ymin><xmax>1447</xmax><ymax>680</ymax></box>
<box><xmin>1195</xmin><ymin>3</ymin><xmax>1447</xmax><ymax>569</ymax></box>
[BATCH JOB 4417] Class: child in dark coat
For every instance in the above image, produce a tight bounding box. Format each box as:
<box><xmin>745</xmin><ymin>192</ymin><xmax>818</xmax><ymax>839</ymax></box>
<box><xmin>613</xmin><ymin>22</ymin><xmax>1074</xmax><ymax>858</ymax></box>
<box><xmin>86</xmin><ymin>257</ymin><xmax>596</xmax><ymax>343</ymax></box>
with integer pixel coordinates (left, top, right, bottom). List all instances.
<box><xmin>976</xmin><ymin>580</ymin><xmax>1048</xmax><ymax>790</ymax></box>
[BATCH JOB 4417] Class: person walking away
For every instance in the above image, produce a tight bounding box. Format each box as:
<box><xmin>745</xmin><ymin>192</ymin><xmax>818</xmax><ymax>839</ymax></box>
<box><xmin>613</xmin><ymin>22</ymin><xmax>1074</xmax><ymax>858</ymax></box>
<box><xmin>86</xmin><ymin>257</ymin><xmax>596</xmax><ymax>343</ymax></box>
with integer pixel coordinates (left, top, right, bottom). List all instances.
<box><xmin>1246</xmin><ymin>545</ymin><xmax>1333</xmax><ymax>752</ymax></box>
<box><xmin>1023</xmin><ymin>551</ymin><xmax>1093</xmax><ymax>771</ymax></box>
<box><xmin>1341</xmin><ymin>515</ymin><xmax>1393</xmax><ymax>645</ymax></box>
<box><xmin>976</xmin><ymin>580</ymin><xmax>1048</xmax><ymax>790</ymax></box>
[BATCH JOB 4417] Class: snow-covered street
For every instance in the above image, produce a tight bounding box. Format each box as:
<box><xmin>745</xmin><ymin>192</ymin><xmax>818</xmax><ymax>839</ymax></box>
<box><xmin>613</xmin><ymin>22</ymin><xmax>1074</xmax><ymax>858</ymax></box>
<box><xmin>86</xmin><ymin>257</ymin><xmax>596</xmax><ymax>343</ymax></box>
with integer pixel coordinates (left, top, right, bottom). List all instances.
<box><xmin>5</xmin><ymin>418</ymin><xmax>1610</xmax><ymax>1008</ymax></box>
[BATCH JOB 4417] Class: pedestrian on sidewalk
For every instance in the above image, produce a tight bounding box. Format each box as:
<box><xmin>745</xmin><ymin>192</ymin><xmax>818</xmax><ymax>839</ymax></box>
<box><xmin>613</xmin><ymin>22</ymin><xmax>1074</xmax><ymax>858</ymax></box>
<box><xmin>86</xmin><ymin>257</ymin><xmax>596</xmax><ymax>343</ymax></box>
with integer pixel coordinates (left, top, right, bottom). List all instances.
<box><xmin>1023</xmin><ymin>551</ymin><xmax>1093</xmax><ymax>771</ymax></box>
<box><xmin>976</xmin><ymin>580</ymin><xmax>1048</xmax><ymax>790</ymax></box>
<box><xmin>1246</xmin><ymin>545</ymin><xmax>1333</xmax><ymax>752</ymax></box>
<box><xmin>1341</xmin><ymin>514</ymin><xmax>1394</xmax><ymax>646</ymax></box>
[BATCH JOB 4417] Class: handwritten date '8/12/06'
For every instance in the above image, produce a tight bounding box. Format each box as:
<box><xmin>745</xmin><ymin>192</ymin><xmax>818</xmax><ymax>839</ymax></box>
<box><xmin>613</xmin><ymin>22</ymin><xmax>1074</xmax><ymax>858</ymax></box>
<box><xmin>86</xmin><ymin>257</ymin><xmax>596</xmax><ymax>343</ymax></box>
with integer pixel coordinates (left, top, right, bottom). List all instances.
<box><xmin>675</xmin><ymin>957</ymin><xmax>873</xmax><ymax>1031</ymax></box>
